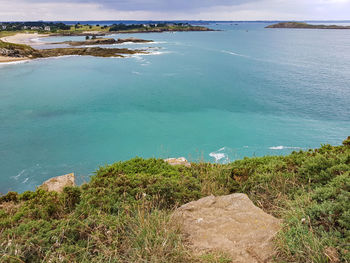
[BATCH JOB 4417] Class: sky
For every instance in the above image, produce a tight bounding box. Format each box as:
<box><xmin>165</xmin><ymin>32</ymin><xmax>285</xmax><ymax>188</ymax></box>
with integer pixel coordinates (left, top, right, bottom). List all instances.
<box><xmin>0</xmin><ymin>0</ymin><xmax>350</xmax><ymax>21</ymax></box>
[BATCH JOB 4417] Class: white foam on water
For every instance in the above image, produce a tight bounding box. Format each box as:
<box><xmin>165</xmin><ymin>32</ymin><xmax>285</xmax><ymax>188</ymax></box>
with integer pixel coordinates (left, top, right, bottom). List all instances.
<box><xmin>0</xmin><ymin>60</ymin><xmax>30</xmax><ymax>67</ymax></box>
<box><xmin>12</xmin><ymin>169</ymin><xmax>26</xmax><ymax>180</ymax></box>
<box><xmin>115</xmin><ymin>41</ymin><xmax>167</xmax><ymax>46</ymax></box>
<box><xmin>209</xmin><ymin>147</ymin><xmax>231</xmax><ymax>163</ymax></box>
<box><xmin>132</xmin><ymin>71</ymin><xmax>142</xmax><ymax>75</ymax></box>
<box><xmin>22</xmin><ymin>178</ymin><xmax>29</xmax><ymax>184</ymax></box>
<box><xmin>269</xmin><ymin>146</ymin><xmax>301</xmax><ymax>150</ymax></box>
<box><xmin>141</xmin><ymin>62</ymin><xmax>151</xmax><ymax>66</ymax></box>
<box><xmin>221</xmin><ymin>50</ymin><xmax>249</xmax><ymax>58</ymax></box>
<box><xmin>209</xmin><ymin>152</ymin><xmax>226</xmax><ymax>162</ymax></box>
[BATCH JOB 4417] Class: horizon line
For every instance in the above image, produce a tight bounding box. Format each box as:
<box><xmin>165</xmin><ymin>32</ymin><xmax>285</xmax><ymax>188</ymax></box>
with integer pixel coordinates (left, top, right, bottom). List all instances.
<box><xmin>1</xmin><ymin>19</ymin><xmax>350</xmax><ymax>23</ymax></box>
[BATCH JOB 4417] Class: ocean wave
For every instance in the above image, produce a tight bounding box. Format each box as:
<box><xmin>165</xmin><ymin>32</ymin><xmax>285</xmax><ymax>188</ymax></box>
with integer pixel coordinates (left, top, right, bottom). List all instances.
<box><xmin>12</xmin><ymin>169</ymin><xmax>26</xmax><ymax>180</ymax></box>
<box><xmin>132</xmin><ymin>71</ymin><xmax>142</xmax><ymax>75</ymax></box>
<box><xmin>209</xmin><ymin>147</ymin><xmax>230</xmax><ymax>163</ymax></box>
<box><xmin>269</xmin><ymin>146</ymin><xmax>301</xmax><ymax>150</ymax></box>
<box><xmin>114</xmin><ymin>41</ymin><xmax>167</xmax><ymax>46</ymax></box>
<box><xmin>221</xmin><ymin>50</ymin><xmax>249</xmax><ymax>58</ymax></box>
<box><xmin>0</xmin><ymin>60</ymin><xmax>29</xmax><ymax>67</ymax></box>
<box><xmin>209</xmin><ymin>152</ymin><xmax>226</xmax><ymax>162</ymax></box>
<box><xmin>22</xmin><ymin>177</ymin><xmax>29</xmax><ymax>184</ymax></box>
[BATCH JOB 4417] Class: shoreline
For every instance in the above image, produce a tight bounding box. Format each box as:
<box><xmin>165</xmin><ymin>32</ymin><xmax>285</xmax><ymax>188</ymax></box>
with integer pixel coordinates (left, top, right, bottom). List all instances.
<box><xmin>0</xmin><ymin>33</ymin><xmax>48</xmax><ymax>47</ymax></box>
<box><xmin>0</xmin><ymin>56</ymin><xmax>29</xmax><ymax>63</ymax></box>
<box><xmin>0</xmin><ymin>33</ymin><xmax>150</xmax><ymax>63</ymax></box>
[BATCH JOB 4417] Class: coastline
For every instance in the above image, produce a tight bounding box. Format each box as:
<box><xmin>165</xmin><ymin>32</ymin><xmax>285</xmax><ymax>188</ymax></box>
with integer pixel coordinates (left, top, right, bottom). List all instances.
<box><xmin>0</xmin><ymin>56</ymin><xmax>29</xmax><ymax>63</ymax></box>
<box><xmin>0</xmin><ymin>32</ymin><xmax>48</xmax><ymax>46</ymax></box>
<box><xmin>0</xmin><ymin>33</ymin><xmax>149</xmax><ymax>63</ymax></box>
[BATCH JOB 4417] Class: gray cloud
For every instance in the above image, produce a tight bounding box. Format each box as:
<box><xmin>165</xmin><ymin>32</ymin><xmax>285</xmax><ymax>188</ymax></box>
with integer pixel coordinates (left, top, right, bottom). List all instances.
<box><xmin>20</xmin><ymin>0</ymin><xmax>260</xmax><ymax>12</ymax></box>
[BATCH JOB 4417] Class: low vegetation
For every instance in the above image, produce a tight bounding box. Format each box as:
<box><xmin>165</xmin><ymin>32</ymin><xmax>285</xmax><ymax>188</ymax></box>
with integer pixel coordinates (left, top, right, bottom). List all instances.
<box><xmin>0</xmin><ymin>40</ymin><xmax>145</xmax><ymax>59</ymax></box>
<box><xmin>1</xmin><ymin>137</ymin><xmax>349</xmax><ymax>262</ymax></box>
<box><xmin>0</xmin><ymin>22</ymin><xmax>212</xmax><ymax>36</ymax></box>
<box><xmin>266</xmin><ymin>22</ymin><xmax>350</xmax><ymax>29</ymax></box>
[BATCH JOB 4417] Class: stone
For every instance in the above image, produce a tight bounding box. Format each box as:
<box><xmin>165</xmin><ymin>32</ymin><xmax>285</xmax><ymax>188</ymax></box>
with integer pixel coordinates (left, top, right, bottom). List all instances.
<box><xmin>40</xmin><ymin>173</ymin><xmax>75</xmax><ymax>193</ymax></box>
<box><xmin>173</xmin><ymin>193</ymin><xmax>281</xmax><ymax>263</ymax></box>
<box><xmin>164</xmin><ymin>157</ymin><xmax>191</xmax><ymax>167</ymax></box>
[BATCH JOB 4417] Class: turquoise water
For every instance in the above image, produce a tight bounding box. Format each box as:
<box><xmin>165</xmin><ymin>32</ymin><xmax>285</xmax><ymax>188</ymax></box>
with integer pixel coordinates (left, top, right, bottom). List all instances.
<box><xmin>1</xmin><ymin>22</ymin><xmax>350</xmax><ymax>193</ymax></box>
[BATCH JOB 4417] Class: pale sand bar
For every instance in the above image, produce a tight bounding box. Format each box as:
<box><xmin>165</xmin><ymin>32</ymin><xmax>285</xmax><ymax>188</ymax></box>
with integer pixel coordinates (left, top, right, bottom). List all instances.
<box><xmin>0</xmin><ymin>33</ymin><xmax>47</xmax><ymax>46</ymax></box>
<box><xmin>0</xmin><ymin>56</ymin><xmax>29</xmax><ymax>63</ymax></box>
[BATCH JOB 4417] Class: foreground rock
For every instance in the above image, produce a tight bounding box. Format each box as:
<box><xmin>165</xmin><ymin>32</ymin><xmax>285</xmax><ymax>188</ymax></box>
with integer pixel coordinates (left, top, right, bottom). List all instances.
<box><xmin>40</xmin><ymin>173</ymin><xmax>75</xmax><ymax>192</ymax></box>
<box><xmin>173</xmin><ymin>194</ymin><xmax>281</xmax><ymax>263</ymax></box>
<box><xmin>164</xmin><ymin>157</ymin><xmax>191</xmax><ymax>167</ymax></box>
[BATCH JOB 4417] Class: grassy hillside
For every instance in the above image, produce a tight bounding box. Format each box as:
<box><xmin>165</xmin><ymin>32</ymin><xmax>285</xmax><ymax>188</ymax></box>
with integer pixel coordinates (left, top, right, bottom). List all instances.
<box><xmin>1</xmin><ymin>137</ymin><xmax>349</xmax><ymax>262</ymax></box>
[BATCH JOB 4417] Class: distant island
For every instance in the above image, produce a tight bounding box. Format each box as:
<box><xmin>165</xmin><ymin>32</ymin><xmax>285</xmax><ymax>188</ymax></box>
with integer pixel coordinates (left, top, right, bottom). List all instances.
<box><xmin>266</xmin><ymin>22</ymin><xmax>350</xmax><ymax>29</ymax></box>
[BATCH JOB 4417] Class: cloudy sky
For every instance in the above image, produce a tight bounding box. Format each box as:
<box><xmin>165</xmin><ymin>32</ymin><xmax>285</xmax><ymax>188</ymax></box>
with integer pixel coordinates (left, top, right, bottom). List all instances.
<box><xmin>1</xmin><ymin>0</ymin><xmax>350</xmax><ymax>21</ymax></box>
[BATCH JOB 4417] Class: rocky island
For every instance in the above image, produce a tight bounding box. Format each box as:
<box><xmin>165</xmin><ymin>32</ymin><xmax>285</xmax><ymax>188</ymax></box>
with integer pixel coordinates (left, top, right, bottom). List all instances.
<box><xmin>266</xmin><ymin>22</ymin><xmax>350</xmax><ymax>29</ymax></box>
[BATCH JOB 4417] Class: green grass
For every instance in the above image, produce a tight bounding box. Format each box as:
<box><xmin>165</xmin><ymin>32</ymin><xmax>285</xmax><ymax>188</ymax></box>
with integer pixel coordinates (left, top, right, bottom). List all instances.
<box><xmin>1</xmin><ymin>137</ymin><xmax>350</xmax><ymax>262</ymax></box>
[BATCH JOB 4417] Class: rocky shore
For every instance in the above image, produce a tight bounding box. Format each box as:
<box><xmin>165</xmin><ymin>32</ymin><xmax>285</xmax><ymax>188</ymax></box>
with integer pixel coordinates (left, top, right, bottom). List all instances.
<box><xmin>0</xmin><ymin>38</ymin><xmax>147</xmax><ymax>62</ymax></box>
<box><xmin>59</xmin><ymin>37</ymin><xmax>153</xmax><ymax>46</ymax></box>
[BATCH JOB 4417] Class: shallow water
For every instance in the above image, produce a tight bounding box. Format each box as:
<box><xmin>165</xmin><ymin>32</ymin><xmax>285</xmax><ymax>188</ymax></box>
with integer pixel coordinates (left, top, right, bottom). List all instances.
<box><xmin>1</xmin><ymin>22</ymin><xmax>350</xmax><ymax>193</ymax></box>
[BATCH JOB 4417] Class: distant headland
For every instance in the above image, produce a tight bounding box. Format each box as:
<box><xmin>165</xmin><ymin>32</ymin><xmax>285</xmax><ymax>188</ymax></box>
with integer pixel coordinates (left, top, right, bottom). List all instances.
<box><xmin>0</xmin><ymin>22</ymin><xmax>213</xmax><ymax>63</ymax></box>
<box><xmin>266</xmin><ymin>22</ymin><xmax>350</xmax><ymax>29</ymax></box>
<box><xmin>0</xmin><ymin>21</ymin><xmax>213</xmax><ymax>36</ymax></box>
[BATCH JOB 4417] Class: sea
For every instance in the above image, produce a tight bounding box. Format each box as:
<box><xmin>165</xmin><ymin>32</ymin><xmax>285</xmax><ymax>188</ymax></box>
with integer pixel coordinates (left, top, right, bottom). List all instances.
<box><xmin>1</xmin><ymin>21</ymin><xmax>350</xmax><ymax>193</ymax></box>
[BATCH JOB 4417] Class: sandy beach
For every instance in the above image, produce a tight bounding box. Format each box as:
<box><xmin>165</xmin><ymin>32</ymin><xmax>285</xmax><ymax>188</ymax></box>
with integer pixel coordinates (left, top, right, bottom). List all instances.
<box><xmin>0</xmin><ymin>33</ymin><xmax>47</xmax><ymax>46</ymax></box>
<box><xmin>0</xmin><ymin>56</ymin><xmax>29</xmax><ymax>63</ymax></box>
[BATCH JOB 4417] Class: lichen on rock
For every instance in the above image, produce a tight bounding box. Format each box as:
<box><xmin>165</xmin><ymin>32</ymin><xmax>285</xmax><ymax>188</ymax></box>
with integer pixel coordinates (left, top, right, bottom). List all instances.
<box><xmin>40</xmin><ymin>173</ymin><xmax>75</xmax><ymax>193</ymax></box>
<box><xmin>173</xmin><ymin>193</ymin><xmax>281</xmax><ymax>263</ymax></box>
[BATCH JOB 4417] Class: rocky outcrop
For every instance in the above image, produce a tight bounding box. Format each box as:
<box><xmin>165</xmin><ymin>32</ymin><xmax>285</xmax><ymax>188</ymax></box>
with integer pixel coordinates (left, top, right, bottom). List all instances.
<box><xmin>40</xmin><ymin>173</ymin><xmax>75</xmax><ymax>192</ymax></box>
<box><xmin>61</xmin><ymin>37</ymin><xmax>153</xmax><ymax>46</ymax></box>
<box><xmin>116</xmin><ymin>37</ymin><xmax>153</xmax><ymax>44</ymax></box>
<box><xmin>0</xmin><ymin>40</ymin><xmax>146</xmax><ymax>60</ymax></box>
<box><xmin>37</xmin><ymin>47</ymin><xmax>144</xmax><ymax>58</ymax></box>
<box><xmin>164</xmin><ymin>157</ymin><xmax>191</xmax><ymax>167</ymax></box>
<box><xmin>0</xmin><ymin>41</ymin><xmax>37</xmax><ymax>58</ymax></box>
<box><xmin>173</xmin><ymin>194</ymin><xmax>281</xmax><ymax>263</ymax></box>
<box><xmin>0</xmin><ymin>48</ymin><xmax>25</xmax><ymax>57</ymax></box>
<box><xmin>65</xmin><ymin>38</ymin><xmax>118</xmax><ymax>46</ymax></box>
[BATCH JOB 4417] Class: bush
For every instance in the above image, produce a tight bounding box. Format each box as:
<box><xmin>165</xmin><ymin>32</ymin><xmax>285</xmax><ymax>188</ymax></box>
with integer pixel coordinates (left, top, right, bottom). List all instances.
<box><xmin>0</xmin><ymin>140</ymin><xmax>349</xmax><ymax>262</ymax></box>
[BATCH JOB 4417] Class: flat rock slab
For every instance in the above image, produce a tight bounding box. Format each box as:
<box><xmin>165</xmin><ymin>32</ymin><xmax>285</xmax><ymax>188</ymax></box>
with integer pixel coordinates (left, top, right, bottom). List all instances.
<box><xmin>40</xmin><ymin>173</ymin><xmax>75</xmax><ymax>193</ymax></box>
<box><xmin>164</xmin><ymin>157</ymin><xmax>191</xmax><ymax>167</ymax></box>
<box><xmin>173</xmin><ymin>194</ymin><xmax>281</xmax><ymax>263</ymax></box>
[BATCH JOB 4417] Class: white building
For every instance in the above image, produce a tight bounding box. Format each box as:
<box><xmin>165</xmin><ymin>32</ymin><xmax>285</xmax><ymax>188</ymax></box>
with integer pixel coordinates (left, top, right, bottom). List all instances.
<box><xmin>44</xmin><ymin>26</ymin><xmax>51</xmax><ymax>31</ymax></box>
<box><xmin>2</xmin><ymin>25</ymin><xmax>7</xmax><ymax>30</ymax></box>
